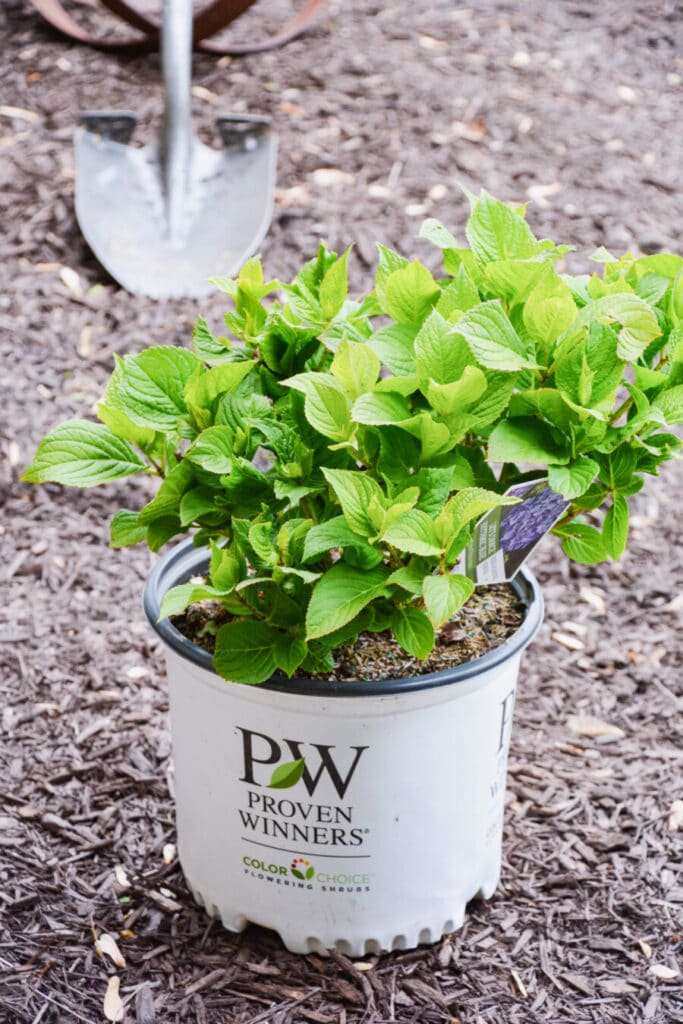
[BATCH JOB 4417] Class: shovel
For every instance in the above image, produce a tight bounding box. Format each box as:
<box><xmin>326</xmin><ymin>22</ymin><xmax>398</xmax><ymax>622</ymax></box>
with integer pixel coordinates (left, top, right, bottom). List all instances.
<box><xmin>75</xmin><ymin>0</ymin><xmax>277</xmax><ymax>299</ymax></box>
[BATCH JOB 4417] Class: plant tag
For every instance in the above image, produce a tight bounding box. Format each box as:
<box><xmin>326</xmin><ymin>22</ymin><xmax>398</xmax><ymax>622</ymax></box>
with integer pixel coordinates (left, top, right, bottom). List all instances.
<box><xmin>462</xmin><ymin>478</ymin><xmax>569</xmax><ymax>585</ymax></box>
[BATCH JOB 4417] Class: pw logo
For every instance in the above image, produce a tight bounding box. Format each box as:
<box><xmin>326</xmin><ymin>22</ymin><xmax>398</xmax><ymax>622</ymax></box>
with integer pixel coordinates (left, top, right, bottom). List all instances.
<box><xmin>238</xmin><ymin>728</ymin><xmax>367</xmax><ymax>799</ymax></box>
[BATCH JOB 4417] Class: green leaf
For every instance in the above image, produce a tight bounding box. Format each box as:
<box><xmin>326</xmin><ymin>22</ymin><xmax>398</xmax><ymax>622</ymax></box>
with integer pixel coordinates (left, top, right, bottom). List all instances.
<box><xmin>509</xmin><ymin>388</ymin><xmax>578</xmax><ymax>428</ymax></box>
<box><xmin>571</xmin><ymin>293</ymin><xmax>661</xmax><ymax>361</ymax></box>
<box><xmin>110</xmin><ymin>509</ymin><xmax>147</xmax><ymax>548</ymax></box>
<box><xmin>374</xmin><ymin>376</ymin><xmax>420</xmax><ymax>396</ymax></box>
<box><xmin>321</xmin><ymin>468</ymin><xmax>384</xmax><ymax>537</ymax></box>
<box><xmin>523</xmin><ymin>273</ymin><xmax>577</xmax><ymax>347</ymax></box>
<box><xmin>374</xmin><ymin>244</ymin><xmax>409</xmax><ymax>307</ymax></box>
<box><xmin>306</xmin><ymin>564</ymin><xmax>389</xmax><ymax>640</ymax></box>
<box><xmin>383</xmin><ymin>509</ymin><xmax>443</xmax><ymax>556</ymax></box>
<box><xmin>179</xmin><ymin>487</ymin><xmax>218</xmax><ymax>527</ymax></box>
<box><xmin>145</xmin><ymin>516</ymin><xmax>183</xmax><ymax>552</ymax></box>
<box><xmin>351</xmin><ymin>391</ymin><xmax>412</xmax><ymax>425</ymax></box>
<box><xmin>138</xmin><ymin>460</ymin><xmax>194</xmax><ymax>525</ymax></box>
<box><xmin>602</xmin><ymin>493</ymin><xmax>629</xmax><ymax>560</ymax></box>
<box><xmin>423</xmin><ymin>367</ymin><xmax>488</xmax><ymax>416</ymax></box>
<box><xmin>488</xmin><ymin>418</ymin><xmax>570</xmax><ymax>465</ymax></box>
<box><xmin>413</xmin><ymin>466</ymin><xmax>456</xmax><ymax>516</ymax></box>
<box><xmin>186</xmin><ymin>426</ymin><xmax>234</xmax><ymax>474</ymax></box>
<box><xmin>331</xmin><ymin>339</ymin><xmax>380</xmax><ymax>398</ymax></box>
<box><xmin>483</xmin><ymin>259</ymin><xmax>547</xmax><ymax>305</ymax></box>
<box><xmin>273</xmin><ymin>639</ymin><xmax>308</xmax><ymax>679</ymax></box>
<box><xmin>209</xmin><ymin>542</ymin><xmax>241</xmax><ymax>591</ymax></box>
<box><xmin>214</xmin><ymin>620</ymin><xmax>280</xmax><ymax>684</ymax></box>
<box><xmin>438</xmin><ymin>487</ymin><xmax>518</xmax><ymax>538</ymax></box>
<box><xmin>367</xmin><ymin>324</ymin><xmax>417</xmax><ymax>375</ymax></box>
<box><xmin>419</xmin><ymin>218</ymin><xmax>458</xmax><ymax>249</ymax></box>
<box><xmin>105</xmin><ymin>347</ymin><xmax>200</xmax><ymax>430</ymax></box>
<box><xmin>268</xmin><ymin>757</ymin><xmax>306</xmax><ymax>788</ymax></box>
<box><xmin>398</xmin><ymin>413</ymin><xmax>452</xmax><ymax>461</ymax></box>
<box><xmin>22</xmin><ymin>419</ymin><xmax>146</xmax><ymax>487</ymax></box>
<box><xmin>392</xmin><ymin>606</ymin><xmax>435</xmax><ymax>659</ymax></box>
<box><xmin>454</xmin><ymin>300</ymin><xmax>537</xmax><ymax>371</ymax></box>
<box><xmin>557</xmin><ymin>523</ymin><xmax>607</xmax><ymax>564</ymax></box>
<box><xmin>652</xmin><ymin>384</ymin><xmax>683</xmax><ymax>424</ymax></box>
<box><xmin>415</xmin><ymin>308</ymin><xmax>473</xmax><ymax>383</ymax></box>
<box><xmin>158</xmin><ymin>582</ymin><xmax>228</xmax><ymax>621</ymax></box>
<box><xmin>383</xmin><ymin>261</ymin><xmax>440</xmax><ymax>324</ymax></box>
<box><xmin>436</xmin><ymin>264</ymin><xmax>481</xmax><ymax>315</ymax></box>
<box><xmin>465</xmin><ymin>189</ymin><xmax>540</xmax><ymax>264</ymax></box>
<box><xmin>184</xmin><ymin>360</ymin><xmax>256</xmax><ymax>413</ymax></box>
<box><xmin>387</xmin><ymin>565</ymin><xmax>425</xmax><ymax>596</ymax></box>
<box><xmin>320</xmin><ymin>248</ymin><xmax>351</xmax><ymax>321</ymax></box>
<box><xmin>302</xmin><ymin>517</ymin><xmax>372</xmax><ymax>561</ymax></box>
<box><xmin>96</xmin><ymin>403</ymin><xmax>158</xmax><ymax>452</ymax></box>
<box><xmin>423</xmin><ymin>573</ymin><xmax>474</xmax><ymax>628</ymax></box>
<box><xmin>283</xmin><ymin>373</ymin><xmax>352</xmax><ymax>441</ymax></box>
<box><xmin>548</xmin><ymin>457</ymin><xmax>598</xmax><ymax>499</ymax></box>
<box><xmin>191</xmin><ymin>317</ymin><xmax>233</xmax><ymax>364</ymax></box>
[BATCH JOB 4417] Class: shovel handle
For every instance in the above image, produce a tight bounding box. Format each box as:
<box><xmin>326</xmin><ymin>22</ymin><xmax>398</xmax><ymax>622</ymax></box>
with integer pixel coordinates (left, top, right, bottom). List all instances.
<box><xmin>162</xmin><ymin>0</ymin><xmax>193</xmax><ymax>241</ymax></box>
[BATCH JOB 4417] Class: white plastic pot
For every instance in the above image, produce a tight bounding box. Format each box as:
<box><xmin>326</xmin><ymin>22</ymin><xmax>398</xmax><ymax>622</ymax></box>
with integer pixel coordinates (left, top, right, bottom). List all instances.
<box><xmin>144</xmin><ymin>540</ymin><xmax>543</xmax><ymax>956</ymax></box>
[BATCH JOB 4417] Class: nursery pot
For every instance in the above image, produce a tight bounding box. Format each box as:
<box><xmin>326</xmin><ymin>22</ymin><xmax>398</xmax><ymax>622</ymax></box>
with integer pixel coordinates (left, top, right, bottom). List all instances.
<box><xmin>144</xmin><ymin>539</ymin><xmax>543</xmax><ymax>956</ymax></box>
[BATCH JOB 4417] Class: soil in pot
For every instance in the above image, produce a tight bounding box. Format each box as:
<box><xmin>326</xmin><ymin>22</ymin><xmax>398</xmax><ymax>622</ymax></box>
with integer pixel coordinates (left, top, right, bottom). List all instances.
<box><xmin>171</xmin><ymin>581</ymin><xmax>525</xmax><ymax>682</ymax></box>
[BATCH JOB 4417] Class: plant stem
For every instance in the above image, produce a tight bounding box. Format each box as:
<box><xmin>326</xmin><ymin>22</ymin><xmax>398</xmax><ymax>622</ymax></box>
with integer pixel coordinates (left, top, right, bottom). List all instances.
<box><xmin>608</xmin><ymin>395</ymin><xmax>633</xmax><ymax>426</ymax></box>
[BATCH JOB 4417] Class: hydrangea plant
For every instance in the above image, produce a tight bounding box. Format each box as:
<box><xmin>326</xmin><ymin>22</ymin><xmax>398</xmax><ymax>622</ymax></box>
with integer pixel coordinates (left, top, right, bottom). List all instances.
<box><xmin>24</xmin><ymin>190</ymin><xmax>683</xmax><ymax>683</ymax></box>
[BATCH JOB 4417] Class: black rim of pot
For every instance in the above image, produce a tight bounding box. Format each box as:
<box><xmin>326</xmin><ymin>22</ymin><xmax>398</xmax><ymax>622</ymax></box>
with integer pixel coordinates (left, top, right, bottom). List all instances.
<box><xmin>143</xmin><ymin>538</ymin><xmax>544</xmax><ymax>697</ymax></box>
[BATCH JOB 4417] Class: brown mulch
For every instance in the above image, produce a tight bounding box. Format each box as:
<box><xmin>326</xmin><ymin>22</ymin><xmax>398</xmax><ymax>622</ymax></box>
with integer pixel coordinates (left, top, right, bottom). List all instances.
<box><xmin>1</xmin><ymin>1</ymin><xmax>682</xmax><ymax>1022</ymax></box>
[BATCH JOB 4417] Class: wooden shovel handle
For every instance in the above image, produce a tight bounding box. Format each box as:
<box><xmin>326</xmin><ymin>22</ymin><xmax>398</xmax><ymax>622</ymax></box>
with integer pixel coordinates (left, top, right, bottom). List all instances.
<box><xmin>28</xmin><ymin>0</ymin><xmax>323</xmax><ymax>55</ymax></box>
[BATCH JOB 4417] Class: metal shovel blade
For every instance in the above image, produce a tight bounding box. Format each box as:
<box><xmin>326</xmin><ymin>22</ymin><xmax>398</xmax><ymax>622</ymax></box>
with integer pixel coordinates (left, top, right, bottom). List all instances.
<box><xmin>74</xmin><ymin>0</ymin><xmax>277</xmax><ymax>299</ymax></box>
<box><xmin>75</xmin><ymin>113</ymin><xmax>277</xmax><ymax>299</ymax></box>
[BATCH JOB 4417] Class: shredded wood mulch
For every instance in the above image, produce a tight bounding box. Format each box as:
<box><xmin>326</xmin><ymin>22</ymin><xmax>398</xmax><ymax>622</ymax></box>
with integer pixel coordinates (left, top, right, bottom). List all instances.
<box><xmin>1</xmin><ymin>1</ymin><xmax>683</xmax><ymax>1022</ymax></box>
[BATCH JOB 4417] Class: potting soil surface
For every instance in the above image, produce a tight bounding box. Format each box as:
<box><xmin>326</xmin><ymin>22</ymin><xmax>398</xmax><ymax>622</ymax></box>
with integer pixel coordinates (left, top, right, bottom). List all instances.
<box><xmin>1</xmin><ymin>1</ymin><xmax>683</xmax><ymax>1022</ymax></box>
<box><xmin>173</xmin><ymin>582</ymin><xmax>526</xmax><ymax>680</ymax></box>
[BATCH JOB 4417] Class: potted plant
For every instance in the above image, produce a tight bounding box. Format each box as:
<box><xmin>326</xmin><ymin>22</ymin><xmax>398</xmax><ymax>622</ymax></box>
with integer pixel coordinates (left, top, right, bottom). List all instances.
<box><xmin>24</xmin><ymin>190</ymin><xmax>683</xmax><ymax>956</ymax></box>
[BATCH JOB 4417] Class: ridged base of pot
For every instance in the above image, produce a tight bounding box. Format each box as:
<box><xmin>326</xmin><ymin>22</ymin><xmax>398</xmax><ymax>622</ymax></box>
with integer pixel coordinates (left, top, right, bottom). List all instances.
<box><xmin>185</xmin><ymin>874</ymin><xmax>500</xmax><ymax>956</ymax></box>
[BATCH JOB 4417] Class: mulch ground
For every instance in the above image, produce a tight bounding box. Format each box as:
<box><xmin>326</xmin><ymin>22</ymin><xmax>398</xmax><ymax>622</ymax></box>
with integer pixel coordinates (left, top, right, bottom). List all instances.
<box><xmin>1</xmin><ymin>1</ymin><xmax>683</xmax><ymax>1022</ymax></box>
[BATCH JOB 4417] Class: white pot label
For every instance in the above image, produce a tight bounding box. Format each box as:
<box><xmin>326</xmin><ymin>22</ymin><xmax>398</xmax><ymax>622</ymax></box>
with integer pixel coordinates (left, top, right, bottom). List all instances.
<box><xmin>463</xmin><ymin>477</ymin><xmax>569</xmax><ymax>584</ymax></box>
<box><xmin>237</xmin><ymin>728</ymin><xmax>373</xmax><ymax>892</ymax></box>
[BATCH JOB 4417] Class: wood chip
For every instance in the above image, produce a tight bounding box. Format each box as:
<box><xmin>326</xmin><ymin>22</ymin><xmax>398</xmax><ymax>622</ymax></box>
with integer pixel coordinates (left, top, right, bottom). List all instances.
<box><xmin>552</xmin><ymin>631</ymin><xmax>585</xmax><ymax>651</ymax></box>
<box><xmin>419</xmin><ymin>34</ymin><xmax>448</xmax><ymax>50</ymax></box>
<box><xmin>191</xmin><ymin>85</ymin><xmax>217</xmax><ymax>102</ymax></box>
<box><xmin>664</xmin><ymin>593</ymin><xmax>683</xmax><ymax>611</ymax></box>
<box><xmin>0</xmin><ymin>104</ymin><xmax>40</xmax><ymax>122</ymax></box>
<box><xmin>96</xmin><ymin>932</ymin><xmax>126</xmax><ymax>969</ymax></box>
<box><xmin>637</xmin><ymin>940</ymin><xmax>653</xmax><ymax>959</ymax></box>
<box><xmin>162</xmin><ymin>843</ymin><xmax>176</xmax><ymax>864</ymax></box>
<box><xmin>649</xmin><ymin>964</ymin><xmax>679</xmax><ymax>981</ymax></box>
<box><xmin>510</xmin><ymin>969</ymin><xmax>528</xmax><ymax>997</ymax></box>
<box><xmin>125</xmin><ymin>666</ymin><xmax>149</xmax><ymax>680</ymax></box>
<box><xmin>114</xmin><ymin>864</ymin><xmax>131</xmax><ymax>888</ymax></box>
<box><xmin>59</xmin><ymin>266</ymin><xmax>83</xmax><ymax>296</ymax></box>
<box><xmin>567</xmin><ymin>715</ymin><xmax>625</xmax><ymax>740</ymax></box>
<box><xmin>580</xmin><ymin>586</ymin><xmax>607</xmax><ymax>615</ymax></box>
<box><xmin>310</xmin><ymin>168</ymin><xmax>355</xmax><ymax>188</ymax></box>
<box><xmin>668</xmin><ymin>800</ymin><xmax>683</xmax><ymax>831</ymax></box>
<box><xmin>526</xmin><ymin>182</ymin><xmax>562</xmax><ymax>208</ymax></box>
<box><xmin>149</xmin><ymin>889</ymin><xmax>183</xmax><ymax>913</ymax></box>
<box><xmin>103</xmin><ymin>976</ymin><xmax>124</xmax><ymax>1022</ymax></box>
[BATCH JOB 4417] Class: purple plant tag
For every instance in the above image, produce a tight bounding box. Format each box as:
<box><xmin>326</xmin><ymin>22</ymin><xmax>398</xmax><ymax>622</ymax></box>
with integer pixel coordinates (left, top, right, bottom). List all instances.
<box><xmin>462</xmin><ymin>478</ymin><xmax>570</xmax><ymax>584</ymax></box>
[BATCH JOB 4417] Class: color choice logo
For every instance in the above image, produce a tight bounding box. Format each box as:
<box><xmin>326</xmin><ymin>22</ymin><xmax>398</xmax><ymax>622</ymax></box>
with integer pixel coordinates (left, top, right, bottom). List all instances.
<box><xmin>290</xmin><ymin>858</ymin><xmax>314</xmax><ymax>880</ymax></box>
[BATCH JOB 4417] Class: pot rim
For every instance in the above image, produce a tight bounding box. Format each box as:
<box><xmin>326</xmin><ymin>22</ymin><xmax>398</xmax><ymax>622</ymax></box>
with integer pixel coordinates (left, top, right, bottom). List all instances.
<box><xmin>143</xmin><ymin>538</ymin><xmax>544</xmax><ymax>697</ymax></box>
